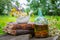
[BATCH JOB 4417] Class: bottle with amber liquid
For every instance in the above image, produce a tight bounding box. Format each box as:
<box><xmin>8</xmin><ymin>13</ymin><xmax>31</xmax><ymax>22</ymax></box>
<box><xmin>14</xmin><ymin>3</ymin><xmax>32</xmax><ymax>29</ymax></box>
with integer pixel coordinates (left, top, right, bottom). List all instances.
<box><xmin>34</xmin><ymin>8</ymin><xmax>48</xmax><ymax>38</ymax></box>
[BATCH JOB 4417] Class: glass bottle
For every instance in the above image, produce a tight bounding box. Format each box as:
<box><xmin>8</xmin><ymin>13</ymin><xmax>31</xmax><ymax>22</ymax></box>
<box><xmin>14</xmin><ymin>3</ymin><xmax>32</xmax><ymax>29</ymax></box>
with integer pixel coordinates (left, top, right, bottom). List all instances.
<box><xmin>34</xmin><ymin>8</ymin><xmax>48</xmax><ymax>38</ymax></box>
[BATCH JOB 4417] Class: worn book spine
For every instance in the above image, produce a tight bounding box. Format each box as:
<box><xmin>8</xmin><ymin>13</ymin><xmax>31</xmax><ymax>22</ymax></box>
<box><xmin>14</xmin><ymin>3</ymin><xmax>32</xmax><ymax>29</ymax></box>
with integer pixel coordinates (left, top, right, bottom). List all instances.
<box><xmin>8</xmin><ymin>30</ymin><xmax>34</xmax><ymax>36</ymax></box>
<box><xmin>6</xmin><ymin>24</ymin><xmax>35</xmax><ymax>30</ymax></box>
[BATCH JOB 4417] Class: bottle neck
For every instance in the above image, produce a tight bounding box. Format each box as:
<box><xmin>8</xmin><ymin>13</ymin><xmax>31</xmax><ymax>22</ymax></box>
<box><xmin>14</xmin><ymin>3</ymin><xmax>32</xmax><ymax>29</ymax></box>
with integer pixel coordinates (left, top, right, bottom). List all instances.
<box><xmin>38</xmin><ymin>8</ymin><xmax>43</xmax><ymax>17</ymax></box>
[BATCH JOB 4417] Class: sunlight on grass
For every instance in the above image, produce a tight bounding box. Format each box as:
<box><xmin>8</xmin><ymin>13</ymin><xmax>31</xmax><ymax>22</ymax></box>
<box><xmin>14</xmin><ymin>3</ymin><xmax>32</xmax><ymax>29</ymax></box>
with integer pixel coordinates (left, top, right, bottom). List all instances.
<box><xmin>0</xmin><ymin>16</ymin><xmax>16</xmax><ymax>35</ymax></box>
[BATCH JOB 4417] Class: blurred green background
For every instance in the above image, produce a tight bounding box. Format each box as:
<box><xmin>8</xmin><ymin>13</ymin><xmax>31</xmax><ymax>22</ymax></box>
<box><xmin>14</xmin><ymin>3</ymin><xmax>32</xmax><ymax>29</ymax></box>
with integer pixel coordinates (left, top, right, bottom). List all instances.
<box><xmin>0</xmin><ymin>0</ymin><xmax>60</xmax><ymax>35</ymax></box>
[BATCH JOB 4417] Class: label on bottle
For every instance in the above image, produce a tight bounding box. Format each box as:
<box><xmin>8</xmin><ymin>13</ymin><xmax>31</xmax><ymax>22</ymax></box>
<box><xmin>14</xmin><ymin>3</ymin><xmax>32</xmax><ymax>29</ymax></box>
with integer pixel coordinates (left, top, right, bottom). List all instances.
<box><xmin>34</xmin><ymin>24</ymin><xmax>48</xmax><ymax>38</ymax></box>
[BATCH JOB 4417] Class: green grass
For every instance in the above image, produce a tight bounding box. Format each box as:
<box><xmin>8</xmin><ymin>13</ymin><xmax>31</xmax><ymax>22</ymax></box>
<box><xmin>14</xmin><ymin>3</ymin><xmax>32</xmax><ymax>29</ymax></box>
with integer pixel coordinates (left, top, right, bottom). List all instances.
<box><xmin>45</xmin><ymin>16</ymin><xmax>60</xmax><ymax>29</ymax></box>
<box><xmin>0</xmin><ymin>15</ymin><xmax>16</xmax><ymax>35</ymax></box>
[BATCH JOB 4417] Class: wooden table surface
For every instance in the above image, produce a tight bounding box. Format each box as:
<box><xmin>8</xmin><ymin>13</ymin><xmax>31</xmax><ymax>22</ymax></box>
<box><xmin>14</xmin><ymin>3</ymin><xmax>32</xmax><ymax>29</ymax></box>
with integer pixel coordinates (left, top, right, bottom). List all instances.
<box><xmin>0</xmin><ymin>34</ymin><xmax>59</xmax><ymax>40</ymax></box>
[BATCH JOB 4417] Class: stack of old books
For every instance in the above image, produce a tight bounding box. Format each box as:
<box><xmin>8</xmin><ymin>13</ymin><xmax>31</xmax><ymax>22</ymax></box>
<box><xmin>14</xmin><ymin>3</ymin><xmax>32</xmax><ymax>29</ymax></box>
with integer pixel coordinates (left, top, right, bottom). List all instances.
<box><xmin>4</xmin><ymin>22</ymin><xmax>35</xmax><ymax>36</ymax></box>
